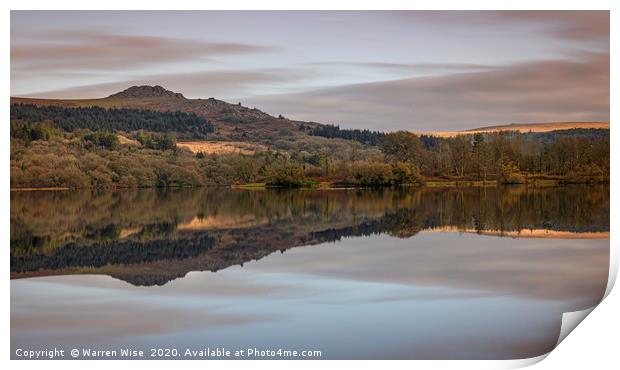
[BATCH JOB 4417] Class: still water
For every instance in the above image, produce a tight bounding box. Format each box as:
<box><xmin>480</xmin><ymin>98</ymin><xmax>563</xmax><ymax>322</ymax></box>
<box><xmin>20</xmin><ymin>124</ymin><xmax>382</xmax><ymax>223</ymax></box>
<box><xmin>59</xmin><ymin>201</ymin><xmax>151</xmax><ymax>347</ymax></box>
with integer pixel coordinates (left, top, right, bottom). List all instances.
<box><xmin>10</xmin><ymin>186</ymin><xmax>609</xmax><ymax>359</ymax></box>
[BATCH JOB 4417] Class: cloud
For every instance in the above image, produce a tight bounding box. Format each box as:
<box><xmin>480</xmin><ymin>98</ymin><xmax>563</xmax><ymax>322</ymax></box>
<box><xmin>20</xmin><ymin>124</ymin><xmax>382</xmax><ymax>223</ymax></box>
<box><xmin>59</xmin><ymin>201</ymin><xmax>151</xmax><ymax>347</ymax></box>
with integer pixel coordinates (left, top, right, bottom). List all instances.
<box><xmin>495</xmin><ymin>10</ymin><xmax>610</xmax><ymax>42</ymax></box>
<box><xmin>20</xmin><ymin>51</ymin><xmax>609</xmax><ymax>132</ymax></box>
<box><xmin>10</xmin><ymin>12</ymin><xmax>609</xmax><ymax>130</ymax></box>
<box><xmin>11</xmin><ymin>31</ymin><xmax>276</xmax><ymax>71</ymax></box>
<box><xmin>398</xmin><ymin>10</ymin><xmax>609</xmax><ymax>43</ymax></box>
<box><xmin>244</xmin><ymin>51</ymin><xmax>609</xmax><ymax>131</ymax></box>
<box><xmin>23</xmin><ymin>68</ymin><xmax>315</xmax><ymax>99</ymax></box>
<box><xmin>310</xmin><ymin>61</ymin><xmax>496</xmax><ymax>74</ymax></box>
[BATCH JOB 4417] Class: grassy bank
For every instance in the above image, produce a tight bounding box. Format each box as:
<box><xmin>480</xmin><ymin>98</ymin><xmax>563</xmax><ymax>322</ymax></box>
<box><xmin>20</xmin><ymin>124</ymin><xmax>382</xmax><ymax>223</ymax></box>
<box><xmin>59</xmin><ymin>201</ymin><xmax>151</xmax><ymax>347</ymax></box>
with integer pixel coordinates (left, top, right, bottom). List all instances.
<box><xmin>229</xmin><ymin>176</ymin><xmax>607</xmax><ymax>190</ymax></box>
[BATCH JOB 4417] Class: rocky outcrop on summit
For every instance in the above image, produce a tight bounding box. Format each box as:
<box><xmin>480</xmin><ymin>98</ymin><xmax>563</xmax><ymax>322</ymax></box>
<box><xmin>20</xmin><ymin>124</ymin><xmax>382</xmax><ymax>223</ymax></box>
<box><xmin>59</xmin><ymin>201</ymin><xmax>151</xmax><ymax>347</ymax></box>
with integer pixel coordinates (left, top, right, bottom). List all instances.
<box><xmin>108</xmin><ymin>85</ymin><xmax>186</xmax><ymax>99</ymax></box>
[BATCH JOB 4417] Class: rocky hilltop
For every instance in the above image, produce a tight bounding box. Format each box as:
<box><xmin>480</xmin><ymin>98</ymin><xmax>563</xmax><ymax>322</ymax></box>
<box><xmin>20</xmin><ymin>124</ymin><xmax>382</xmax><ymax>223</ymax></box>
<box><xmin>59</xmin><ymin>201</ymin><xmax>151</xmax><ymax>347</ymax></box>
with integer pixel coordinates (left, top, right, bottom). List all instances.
<box><xmin>108</xmin><ymin>85</ymin><xmax>186</xmax><ymax>99</ymax></box>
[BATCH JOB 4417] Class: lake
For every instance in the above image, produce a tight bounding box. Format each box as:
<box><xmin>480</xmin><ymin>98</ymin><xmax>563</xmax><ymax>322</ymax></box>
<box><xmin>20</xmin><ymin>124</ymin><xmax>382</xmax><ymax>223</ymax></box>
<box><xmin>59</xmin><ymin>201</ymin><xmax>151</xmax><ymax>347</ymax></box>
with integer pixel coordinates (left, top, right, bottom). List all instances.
<box><xmin>10</xmin><ymin>185</ymin><xmax>610</xmax><ymax>359</ymax></box>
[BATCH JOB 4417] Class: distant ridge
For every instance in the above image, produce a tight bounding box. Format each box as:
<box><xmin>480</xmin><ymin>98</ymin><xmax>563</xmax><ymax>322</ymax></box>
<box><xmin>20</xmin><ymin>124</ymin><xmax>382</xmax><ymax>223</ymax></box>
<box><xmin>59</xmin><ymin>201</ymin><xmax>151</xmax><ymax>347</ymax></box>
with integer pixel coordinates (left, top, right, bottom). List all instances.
<box><xmin>465</xmin><ymin>121</ymin><xmax>610</xmax><ymax>132</ymax></box>
<box><xmin>416</xmin><ymin>121</ymin><xmax>610</xmax><ymax>138</ymax></box>
<box><xmin>108</xmin><ymin>85</ymin><xmax>186</xmax><ymax>99</ymax></box>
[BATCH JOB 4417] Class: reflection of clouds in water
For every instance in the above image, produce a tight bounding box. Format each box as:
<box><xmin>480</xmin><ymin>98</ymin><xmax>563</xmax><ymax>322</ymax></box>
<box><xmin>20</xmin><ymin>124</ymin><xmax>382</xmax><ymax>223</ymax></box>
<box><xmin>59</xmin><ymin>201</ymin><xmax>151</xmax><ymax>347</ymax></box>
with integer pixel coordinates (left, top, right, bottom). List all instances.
<box><xmin>32</xmin><ymin>272</ymin><xmax>306</xmax><ymax>298</ymax></box>
<box><xmin>11</xmin><ymin>275</ymin><xmax>278</xmax><ymax>345</ymax></box>
<box><xmin>241</xmin><ymin>232</ymin><xmax>608</xmax><ymax>307</ymax></box>
<box><xmin>11</xmin><ymin>232</ymin><xmax>609</xmax><ymax>359</ymax></box>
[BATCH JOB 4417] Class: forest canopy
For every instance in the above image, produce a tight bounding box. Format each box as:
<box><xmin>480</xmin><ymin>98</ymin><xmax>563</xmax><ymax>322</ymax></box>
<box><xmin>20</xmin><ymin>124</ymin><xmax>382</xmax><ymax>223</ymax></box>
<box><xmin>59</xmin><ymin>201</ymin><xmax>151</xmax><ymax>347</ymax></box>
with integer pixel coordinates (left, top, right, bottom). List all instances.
<box><xmin>308</xmin><ymin>123</ymin><xmax>384</xmax><ymax>145</ymax></box>
<box><xmin>380</xmin><ymin>129</ymin><xmax>610</xmax><ymax>182</ymax></box>
<box><xmin>9</xmin><ymin>103</ymin><xmax>610</xmax><ymax>189</ymax></box>
<box><xmin>10</xmin><ymin>104</ymin><xmax>214</xmax><ymax>138</ymax></box>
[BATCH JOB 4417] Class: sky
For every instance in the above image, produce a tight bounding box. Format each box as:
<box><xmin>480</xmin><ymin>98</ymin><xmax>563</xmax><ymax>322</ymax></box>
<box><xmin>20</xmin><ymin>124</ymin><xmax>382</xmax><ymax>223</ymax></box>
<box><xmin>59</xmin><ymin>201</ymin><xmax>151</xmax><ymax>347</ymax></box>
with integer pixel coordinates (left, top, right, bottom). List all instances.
<box><xmin>10</xmin><ymin>11</ymin><xmax>610</xmax><ymax>131</ymax></box>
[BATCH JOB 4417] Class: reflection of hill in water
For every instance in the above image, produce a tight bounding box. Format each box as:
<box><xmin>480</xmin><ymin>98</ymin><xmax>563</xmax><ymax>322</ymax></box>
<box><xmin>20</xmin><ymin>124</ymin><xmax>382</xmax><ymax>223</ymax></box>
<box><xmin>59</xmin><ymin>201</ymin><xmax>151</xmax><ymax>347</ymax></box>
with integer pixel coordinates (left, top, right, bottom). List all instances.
<box><xmin>10</xmin><ymin>185</ymin><xmax>609</xmax><ymax>286</ymax></box>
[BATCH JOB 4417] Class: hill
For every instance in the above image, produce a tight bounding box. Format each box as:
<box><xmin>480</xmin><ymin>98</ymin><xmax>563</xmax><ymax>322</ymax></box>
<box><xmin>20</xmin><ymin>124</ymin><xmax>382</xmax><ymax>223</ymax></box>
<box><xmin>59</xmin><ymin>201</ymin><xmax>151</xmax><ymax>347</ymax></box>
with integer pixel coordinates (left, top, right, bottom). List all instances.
<box><xmin>11</xmin><ymin>86</ymin><xmax>609</xmax><ymax>141</ymax></box>
<box><xmin>11</xmin><ymin>85</ymin><xmax>314</xmax><ymax>141</ymax></box>
<box><xmin>9</xmin><ymin>85</ymin><xmax>610</xmax><ymax>189</ymax></box>
<box><xmin>416</xmin><ymin>121</ymin><xmax>610</xmax><ymax>138</ymax></box>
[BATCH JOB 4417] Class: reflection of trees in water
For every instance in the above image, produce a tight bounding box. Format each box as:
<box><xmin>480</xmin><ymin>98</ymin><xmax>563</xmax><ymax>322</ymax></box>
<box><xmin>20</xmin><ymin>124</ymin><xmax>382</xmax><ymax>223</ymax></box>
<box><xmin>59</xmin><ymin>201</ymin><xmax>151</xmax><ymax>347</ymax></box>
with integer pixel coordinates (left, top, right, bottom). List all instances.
<box><xmin>418</xmin><ymin>186</ymin><xmax>609</xmax><ymax>233</ymax></box>
<box><xmin>11</xmin><ymin>234</ymin><xmax>215</xmax><ymax>277</ymax></box>
<box><xmin>311</xmin><ymin>208</ymin><xmax>428</xmax><ymax>241</ymax></box>
<box><xmin>10</xmin><ymin>185</ymin><xmax>609</xmax><ymax>285</ymax></box>
<box><xmin>11</xmin><ymin>186</ymin><xmax>608</xmax><ymax>254</ymax></box>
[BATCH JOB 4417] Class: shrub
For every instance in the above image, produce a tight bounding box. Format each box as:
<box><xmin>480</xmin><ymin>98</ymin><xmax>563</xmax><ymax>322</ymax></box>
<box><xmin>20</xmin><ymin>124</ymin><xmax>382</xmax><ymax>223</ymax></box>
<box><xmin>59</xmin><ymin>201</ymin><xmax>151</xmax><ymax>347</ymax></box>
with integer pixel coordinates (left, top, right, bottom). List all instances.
<box><xmin>83</xmin><ymin>131</ymin><xmax>119</xmax><ymax>150</ymax></box>
<box><xmin>136</xmin><ymin>132</ymin><xmax>177</xmax><ymax>151</ymax></box>
<box><xmin>391</xmin><ymin>162</ymin><xmax>425</xmax><ymax>186</ymax></box>
<box><xmin>266</xmin><ymin>162</ymin><xmax>306</xmax><ymax>188</ymax></box>
<box><xmin>498</xmin><ymin>158</ymin><xmax>526</xmax><ymax>184</ymax></box>
<box><xmin>11</xmin><ymin>121</ymin><xmax>59</xmax><ymax>143</ymax></box>
<box><xmin>335</xmin><ymin>162</ymin><xmax>393</xmax><ymax>187</ymax></box>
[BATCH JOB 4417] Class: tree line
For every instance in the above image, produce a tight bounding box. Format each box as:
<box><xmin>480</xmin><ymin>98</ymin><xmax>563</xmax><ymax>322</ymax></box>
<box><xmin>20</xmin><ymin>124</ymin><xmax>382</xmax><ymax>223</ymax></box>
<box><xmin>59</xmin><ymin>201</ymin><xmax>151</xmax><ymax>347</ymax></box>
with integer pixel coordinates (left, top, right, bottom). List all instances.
<box><xmin>9</xmin><ymin>102</ymin><xmax>609</xmax><ymax>188</ymax></box>
<box><xmin>307</xmin><ymin>123</ymin><xmax>384</xmax><ymax>145</ymax></box>
<box><xmin>10</xmin><ymin>103</ymin><xmax>214</xmax><ymax>138</ymax></box>
<box><xmin>379</xmin><ymin>130</ymin><xmax>609</xmax><ymax>183</ymax></box>
<box><xmin>10</xmin><ymin>126</ymin><xmax>609</xmax><ymax>189</ymax></box>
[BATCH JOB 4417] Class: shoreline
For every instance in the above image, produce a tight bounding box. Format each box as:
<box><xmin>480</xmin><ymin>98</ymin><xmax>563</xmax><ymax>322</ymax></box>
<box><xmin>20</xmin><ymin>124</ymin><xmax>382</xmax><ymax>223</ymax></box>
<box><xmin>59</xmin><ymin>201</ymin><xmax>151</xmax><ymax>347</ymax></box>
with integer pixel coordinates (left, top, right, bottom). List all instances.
<box><xmin>9</xmin><ymin>180</ymin><xmax>609</xmax><ymax>192</ymax></box>
<box><xmin>10</xmin><ymin>187</ymin><xmax>70</xmax><ymax>192</ymax></box>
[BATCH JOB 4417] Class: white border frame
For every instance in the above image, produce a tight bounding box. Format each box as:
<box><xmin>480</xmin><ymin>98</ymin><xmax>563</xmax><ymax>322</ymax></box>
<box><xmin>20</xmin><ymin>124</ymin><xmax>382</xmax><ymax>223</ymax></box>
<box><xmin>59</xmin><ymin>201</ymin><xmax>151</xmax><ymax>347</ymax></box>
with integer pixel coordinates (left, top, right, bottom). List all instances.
<box><xmin>3</xmin><ymin>2</ymin><xmax>617</xmax><ymax>369</ymax></box>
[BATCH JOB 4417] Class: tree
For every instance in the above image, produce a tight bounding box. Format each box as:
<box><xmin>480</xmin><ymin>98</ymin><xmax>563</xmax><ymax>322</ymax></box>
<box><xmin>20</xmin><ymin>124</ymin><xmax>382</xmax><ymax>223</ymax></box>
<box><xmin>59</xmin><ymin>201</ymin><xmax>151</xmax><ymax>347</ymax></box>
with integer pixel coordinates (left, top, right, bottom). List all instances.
<box><xmin>450</xmin><ymin>136</ymin><xmax>471</xmax><ymax>178</ymax></box>
<box><xmin>380</xmin><ymin>131</ymin><xmax>422</xmax><ymax>165</ymax></box>
<box><xmin>349</xmin><ymin>140</ymin><xmax>359</xmax><ymax>161</ymax></box>
<box><xmin>319</xmin><ymin>149</ymin><xmax>333</xmax><ymax>177</ymax></box>
<box><xmin>472</xmin><ymin>133</ymin><xmax>491</xmax><ymax>181</ymax></box>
